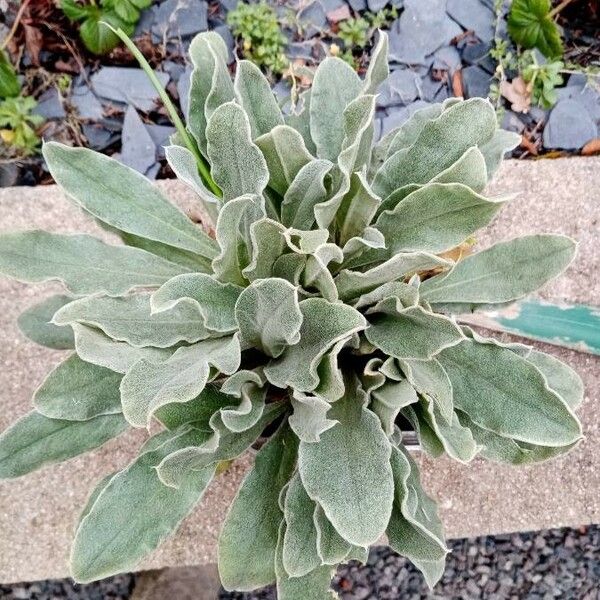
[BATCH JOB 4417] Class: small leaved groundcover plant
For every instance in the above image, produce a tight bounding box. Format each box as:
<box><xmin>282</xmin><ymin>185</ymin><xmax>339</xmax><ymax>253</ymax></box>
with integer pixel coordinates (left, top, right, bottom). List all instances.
<box><xmin>0</xmin><ymin>31</ymin><xmax>584</xmax><ymax>597</ymax></box>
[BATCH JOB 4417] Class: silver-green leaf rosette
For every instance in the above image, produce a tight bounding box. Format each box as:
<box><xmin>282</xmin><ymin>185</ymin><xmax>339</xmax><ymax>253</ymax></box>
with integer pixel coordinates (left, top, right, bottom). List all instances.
<box><xmin>0</xmin><ymin>31</ymin><xmax>583</xmax><ymax>597</ymax></box>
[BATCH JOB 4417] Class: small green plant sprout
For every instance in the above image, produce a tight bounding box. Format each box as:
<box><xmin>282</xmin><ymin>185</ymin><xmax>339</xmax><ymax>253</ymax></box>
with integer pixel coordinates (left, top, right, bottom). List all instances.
<box><xmin>0</xmin><ymin>50</ymin><xmax>21</xmax><ymax>99</ymax></box>
<box><xmin>0</xmin><ymin>31</ymin><xmax>583</xmax><ymax>598</ymax></box>
<box><xmin>507</xmin><ymin>0</ymin><xmax>575</xmax><ymax>59</ymax></box>
<box><xmin>520</xmin><ymin>50</ymin><xmax>563</xmax><ymax>108</ymax></box>
<box><xmin>227</xmin><ymin>2</ymin><xmax>288</xmax><ymax>76</ymax></box>
<box><xmin>60</xmin><ymin>0</ymin><xmax>152</xmax><ymax>55</ymax></box>
<box><xmin>337</xmin><ymin>8</ymin><xmax>398</xmax><ymax>68</ymax></box>
<box><xmin>0</xmin><ymin>95</ymin><xmax>44</xmax><ymax>156</ymax></box>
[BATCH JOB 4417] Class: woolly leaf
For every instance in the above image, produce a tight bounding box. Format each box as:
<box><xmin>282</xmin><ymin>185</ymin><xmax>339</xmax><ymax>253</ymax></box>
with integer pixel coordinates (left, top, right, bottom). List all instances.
<box><xmin>235</xmin><ymin>278</ymin><xmax>303</xmax><ymax>357</ymax></box>
<box><xmin>34</xmin><ymin>354</ymin><xmax>122</xmax><ymax>421</ymax></box>
<box><xmin>43</xmin><ymin>143</ymin><xmax>217</xmax><ymax>260</ymax></box>
<box><xmin>17</xmin><ymin>294</ymin><xmax>75</xmax><ymax>350</ymax></box>
<box><xmin>235</xmin><ymin>60</ymin><xmax>284</xmax><ymax>138</ymax></box>
<box><xmin>0</xmin><ymin>232</ymin><xmax>189</xmax><ymax>295</ymax></box>
<box><xmin>71</xmin><ymin>429</ymin><xmax>215</xmax><ymax>583</ymax></box>
<box><xmin>206</xmin><ymin>102</ymin><xmax>269</xmax><ymax>201</ymax></box>
<box><xmin>420</xmin><ymin>235</ymin><xmax>577</xmax><ymax>305</ymax></box>
<box><xmin>437</xmin><ymin>339</ymin><xmax>582</xmax><ymax>447</ymax></box>
<box><xmin>54</xmin><ymin>293</ymin><xmax>212</xmax><ymax>348</ymax></box>
<box><xmin>120</xmin><ymin>335</ymin><xmax>241</xmax><ymax>427</ymax></box>
<box><xmin>219</xmin><ymin>425</ymin><xmax>298</xmax><ymax>591</ymax></box>
<box><xmin>265</xmin><ymin>298</ymin><xmax>367</xmax><ymax>392</ymax></box>
<box><xmin>298</xmin><ymin>377</ymin><xmax>393</xmax><ymax>546</ymax></box>
<box><xmin>0</xmin><ymin>411</ymin><xmax>127</xmax><ymax>479</ymax></box>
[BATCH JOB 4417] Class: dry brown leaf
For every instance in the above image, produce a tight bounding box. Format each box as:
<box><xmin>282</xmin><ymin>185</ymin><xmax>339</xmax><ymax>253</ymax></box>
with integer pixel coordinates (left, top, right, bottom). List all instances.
<box><xmin>452</xmin><ymin>69</ymin><xmax>463</xmax><ymax>97</ymax></box>
<box><xmin>500</xmin><ymin>77</ymin><xmax>532</xmax><ymax>113</ymax></box>
<box><xmin>520</xmin><ymin>133</ymin><xmax>539</xmax><ymax>156</ymax></box>
<box><xmin>581</xmin><ymin>138</ymin><xmax>600</xmax><ymax>156</ymax></box>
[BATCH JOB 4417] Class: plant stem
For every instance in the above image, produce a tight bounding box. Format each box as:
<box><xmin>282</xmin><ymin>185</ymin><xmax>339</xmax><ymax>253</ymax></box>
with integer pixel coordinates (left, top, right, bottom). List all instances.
<box><xmin>1</xmin><ymin>0</ymin><xmax>30</xmax><ymax>52</ymax></box>
<box><xmin>548</xmin><ymin>0</ymin><xmax>577</xmax><ymax>19</ymax></box>
<box><xmin>106</xmin><ymin>24</ymin><xmax>222</xmax><ymax>197</ymax></box>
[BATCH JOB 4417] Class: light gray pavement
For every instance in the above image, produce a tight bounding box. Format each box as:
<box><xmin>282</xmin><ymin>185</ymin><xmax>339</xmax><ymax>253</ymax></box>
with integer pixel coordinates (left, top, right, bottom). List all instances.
<box><xmin>0</xmin><ymin>157</ymin><xmax>598</xmax><ymax>583</ymax></box>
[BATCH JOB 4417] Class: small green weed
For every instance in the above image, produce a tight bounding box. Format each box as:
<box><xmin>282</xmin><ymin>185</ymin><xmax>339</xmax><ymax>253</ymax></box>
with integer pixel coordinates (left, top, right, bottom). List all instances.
<box><xmin>0</xmin><ymin>96</ymin><xmax>44</xmax><ymax>156</ymax></box>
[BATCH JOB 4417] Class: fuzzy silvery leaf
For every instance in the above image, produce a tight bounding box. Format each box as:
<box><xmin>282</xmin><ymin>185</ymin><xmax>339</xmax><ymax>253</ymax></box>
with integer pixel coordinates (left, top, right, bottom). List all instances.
<box><xmin>402</xmin><ymin>405</ymin><xmax>445</xmax><ymax>458</ymax></box>
<box><xmin>282</xmin><ymin>470</ymin><xmax>321</xmax><ymax>577</ymax></box>
<box><xmin>341</xmin><ymin>227</ymin><xmax>386</xmax><ymax>266</ymax></box>
<box><xmin>526</xmin><ymin>349</ymin><xmax>584</xmax><ymax>409</ymax></box>
<box><xmin>366</xmin><ymin>305</ymin><xmax>464</xmax><ymax>360</ymax></box>
<box><xmin>382</xmin><ymin>99</ymin><xmax>461</xmax><ymax>160</ymax></box>
<box><xmin>314</xmin><ymin>505</ymin><xmax>360</xmax><ymax>566</ymax></box>
<box><xmin>479</xmin><ymin>129</ymin><xmax>521</xmax><ymax>178</ymax></box>
<box><xmin>212</xmin><ymin>195</ymin><xmax>266</xmax><ymax>285</ymax></box>
<box><xmin>298</xmin><ymin>377</ymin><xmax>393</xmax><ymax>546</ymax></box>
<box><xmin>289</xmin><ymin>392</ymin><xmax>337</xmax><ymax>443</ymax></box>
<box><xmin>273</xmin><ymin>252</ymin><xmax>307</xmax><ymax>286</ymax></box>
<box><xmin>284</xmin><ymin>89</ymin><xmax>317</xmax><ymax>155</ymax></box>
<box><xmin>371</xmin><ymin>379</ymin><xmax>418</xmax><ymax>436</ymax></box>
<box><xmin>188</xmin><ymin>32</ymin><xmax>234</xmax><ymax>154</ymax></box>
<box><xmin>71</xmin><ymin>428</ymin><xmax>215</xmax><ymax>583</ymax></box>
<box><xmin>398</xmin><ymin>358</ymin><xmax>454</xmax><ymax>424</ymax></box>
<box><xmin>312</xmin><ymin>338</ymin><xmax>347</xmax><ymax>403</ymax></box>
<box><xmin>155</xmin><ymin>384</ymin><xmax>232</xmax><ymax>431</ymax></box>
<box><xmin>264</xmin><ymin>298</ymin><xmax>367</xmax><ymax>392</ymax></box>
<box><xmin>72</xmin><ymin>324</ymin><xmax>172</xmax><ymax>375</ymax></box>
<box><xmin>206</xmin><ymin>102</ymin><xmax>269</xmax><ymax>201</ymax></box>
<box><xmin>235</xmin><ymin>278</ymin><xmax>303</xmax><ymax>357</ymax></box>
<box><xmin>335</xmin><ymin>252</ymin><xmax>452</xmax><ymax>302</ymax></box>
<box><xmin>156</xmin><ymin>401</ymin><xmax>285</xmax><ymax>489</ymax></box>
<box><xmin>275</xmin><ymin>521</ymin><xmax>337</xmax><ymax>600</ymax></box>
<box><xmin>235</xmin><ymin>60</ymin><xmax>284</xmax><ymax>139</ymax></box>
<box><xmin>420</xmin><ymin>235</ymin><xmax>577</xmax><ymax>305</ymax></box>
<box><xmin>417</xmin><ymin>399</ymin><xmax>480</xmax><ymax>463</ymax></box>
<box><xmin>437</xmin><ymin>339</ymin><xmax>582</xmax><ymax>447</ymax></box>
<box><xmin>0</xmin><ymin>232</ymin><xmax>189</xmax><ymax>296</ymax></box>
<box><xmin>373</xmin><ymin>98</ymin><xmax>497</xmax><ymax>198</ymax></box>
<box><xmin>120</xmin><ymin>335</ymin><xmax>241</xmax><ymax>428</ymax></box>
<box><xmin>387</xmin><ymin>444</ymin><xmax>448</xmax><ymax>588</ymax></box>
<box><xmin>17</xmin><ymin>294</ymin><xmax>75</xmax><ymax>350</ymax></box>
<box><xmin>151</xmin><ymin>273</ymin><xmax>242</xmax><ymax>333</ymax></box>
<box><xmin>54</xmin><ymin>293</ymin><xmax>212</xmax><ymax>348</ymax></box>
<box><xmin>43</xmin><ymin>143</ymin><xmax>218</xmax><ymax>261</ymax></box>
<box><xmin>374</xmin><ymin>146</ymin><xmax>489</xmax><ymax>220</ymax></box>
<box><xmin>353</xmin><ymin>281</ymin><xmax>419</xmax><ymax>312</ymax></box>
<box><xmin>256</xmin><ymin>125</ymin><xmax>314</xmax><ymax>198</ymax></box>
<box><xmin>34</xmin><ymin>354</ymin><xmax>122</xmax><ymax>421</ymax></box>
<box><xmin>314</xmin><ymin>94</ymin><xmax>376</xmax><ymax>230</ymax></box>
<box><xmin>309</xmin><ymin>58</ymin><xmax>362</xmax><ymax>162</ymax></box>
<box><xmin>336</xmin><ymin>172</ymin><xmax>381</xmax><ymax>247</ymax></box>
<box><xmin>457</xmin><ymin>410</ymin><xmax>578</xmax><ymax>465</ymax></box>
<box><xmin>219</xmin><ymin>425</ymin><xmax>298</xmax><ymax>591</ymax></box>
<box><xmin>281</xmin><ymin>159</ymin><xmax>333</xmax><ymax>229</ymax></box>
<box><xmin>165</xmin><ymin>145</ymin><xmax>220</xmax><ymax>224</ymax></box>
<box><xmin>372</xmin><ymin>183</ymin><xmax>507</xmax><ymax>257</ymax></box>
<box><xmin>0</xmin><ymin>411</ymin><xmax>127</xmax><ymax>479</ymax></box>
<box><xmin>242</xmin><ymin>218</ymin><xmax>288</xmax><ymax>281</ymax></box>
<box><xmin>363</xmin><ymin>31</ymin><xmax>389</xmax><ymax>95</ymax></box>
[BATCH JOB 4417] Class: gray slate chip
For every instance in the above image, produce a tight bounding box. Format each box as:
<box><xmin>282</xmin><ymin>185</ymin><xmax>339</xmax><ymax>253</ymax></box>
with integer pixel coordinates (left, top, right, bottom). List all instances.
<box><xmin>543</xmin><ymin>99</ymin><xmax>598</xmax><ymax>150</ymax></box>
<box><xmin>380</xmin><ymin>100</ymin><xmax>431</xmax><ymax>136</ymax></box>
<box><xmin>388</xmin><ymin>0</ymin><xmax>462</xmax><ymax>66</ymax></box>
<box><xmin>120</xmin><ymin>105</ymin><xmax>157</xmax><ymax>176</ymax></box>
<box><xmin>349</xmin><ymin>0</ymin><xmax>367</xmax><ymax>10</ymax></box>
<box><xmin>433</xmin><ymin>45</ymin><xmax>461</xmax><ymax>72</ymax></box>
<box><xmin>145</xmin><ymin>124</ymin><xmax>177</xmax><ymax>159</ymax></box>
<box><xmin>71</xmin><ymin>86</ymin><xmax>105</xmax><ymax>121</ymax></box>
<box><xmin>33</xmin><ymin>88</ymin><xmax>66</xmax><ymax>120</ymax></box>
<box><xmin>462</xmin><ymin>65</ymin><xmax>491</xmax><ymax>98</ymax></box>
<box><xmin>298</xmin><ymin>1</ymin><xmax>328</xmax><ymax>38</ymax></box>
<box><xmin>461</xmin><ymin>41</ymin><xmax>496</xmax><ymax>74</ymax></box>
<box><xmin>151</xmin><ymin>0</ymin><xmax>208</xmax><ymax>39</ymax></box>
<box><xmin>82</xmin><ymin>124</ymin><xmax>114</xmax><ymax>151</ymax></box>
<box><xmin>214</xmin><ymin>24</ymin><xmax>235</xmax><ymax>65</ymax></box>
<box><xmin>367</xmin><ymin>0</ymin><xmax>388</xmax><ymax>10</ymax></box>
<box><xmin>377</xmin><ymin>69</ymin><xmax>420</xmax><ymax>108</ymax></box>
<box><xmin>447</xmin><ymin>0</ymin><xmax>495</xmax><ymax>42</ymax></box>
<box><xmin>91</xmin><ymin>67</ymin><xmax>170</xmax><ymax>113</ymax></box>
<box><xmin>177</xmin><ymin>65</ymin><xmax>192</xmax><ymax>119</ymax></box>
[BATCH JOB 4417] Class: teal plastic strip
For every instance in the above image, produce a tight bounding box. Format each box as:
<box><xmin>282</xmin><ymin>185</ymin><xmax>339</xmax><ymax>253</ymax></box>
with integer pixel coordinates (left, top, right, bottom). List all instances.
<box><xmin>459</xmin><ymin>300</ymin><xmax>600</xmax><ymax>356</ymax></box>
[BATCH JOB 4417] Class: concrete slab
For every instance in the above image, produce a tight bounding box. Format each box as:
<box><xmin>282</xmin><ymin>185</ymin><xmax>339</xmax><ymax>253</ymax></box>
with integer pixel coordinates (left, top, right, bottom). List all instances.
<box><xmin>0</xmin><ymin>157</ymin><xmax>598</xmax><ymax>584</ymax></box>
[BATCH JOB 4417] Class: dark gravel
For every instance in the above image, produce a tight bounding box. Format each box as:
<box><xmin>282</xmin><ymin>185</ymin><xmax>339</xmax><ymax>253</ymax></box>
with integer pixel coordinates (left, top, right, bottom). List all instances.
<box><xmin>3</xmin><ymin>526</ymin><xmax>600</xmax><ymax>599</ymax></box>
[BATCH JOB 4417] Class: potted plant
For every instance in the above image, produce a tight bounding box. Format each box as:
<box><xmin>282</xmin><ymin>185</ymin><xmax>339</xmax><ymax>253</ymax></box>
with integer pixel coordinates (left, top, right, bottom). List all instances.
<box><xmin>0</xmin><ymin>31</ymin><xmax>582</xmax><ymax>597</ymax></box>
